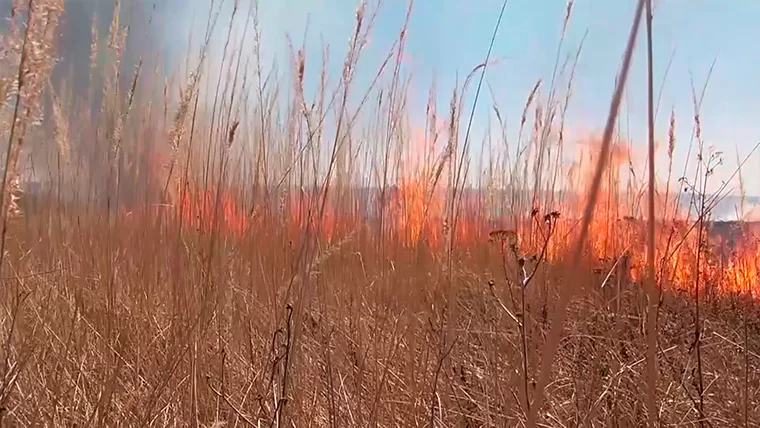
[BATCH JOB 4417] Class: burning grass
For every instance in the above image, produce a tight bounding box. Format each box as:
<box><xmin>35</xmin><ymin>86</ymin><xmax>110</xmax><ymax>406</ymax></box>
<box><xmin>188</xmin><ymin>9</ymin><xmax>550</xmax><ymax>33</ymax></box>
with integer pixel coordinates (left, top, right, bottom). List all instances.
<box><xmin>0</xmin><ymin>0</ymin><xmax>759</xmax><ymax>426</ymax></box>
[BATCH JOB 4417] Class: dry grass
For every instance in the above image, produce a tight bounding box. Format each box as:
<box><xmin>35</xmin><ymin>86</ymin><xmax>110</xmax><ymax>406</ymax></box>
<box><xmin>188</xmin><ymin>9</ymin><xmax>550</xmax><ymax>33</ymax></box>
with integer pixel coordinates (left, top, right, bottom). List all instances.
<box><xmin>0</xmin><ymin>1</ymin><xmax>758</xmax><ymax>427</ymax></box>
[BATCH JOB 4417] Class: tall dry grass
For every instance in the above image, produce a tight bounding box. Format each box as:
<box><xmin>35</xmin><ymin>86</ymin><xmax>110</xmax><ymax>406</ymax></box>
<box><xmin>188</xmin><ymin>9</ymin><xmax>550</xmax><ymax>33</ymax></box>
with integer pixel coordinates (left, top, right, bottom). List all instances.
<box><xmin>0</xmin><ymin>1</ymin><xmax>758</xmax><ymax>426</ymax></box>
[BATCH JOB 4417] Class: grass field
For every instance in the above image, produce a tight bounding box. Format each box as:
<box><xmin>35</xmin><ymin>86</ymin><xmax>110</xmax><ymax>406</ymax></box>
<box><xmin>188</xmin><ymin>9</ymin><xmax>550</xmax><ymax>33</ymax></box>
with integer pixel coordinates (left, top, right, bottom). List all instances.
<box><xmin>0</xmin><ymin>0</ymin><xmax>759</xmax><ymax>426</ymax></box>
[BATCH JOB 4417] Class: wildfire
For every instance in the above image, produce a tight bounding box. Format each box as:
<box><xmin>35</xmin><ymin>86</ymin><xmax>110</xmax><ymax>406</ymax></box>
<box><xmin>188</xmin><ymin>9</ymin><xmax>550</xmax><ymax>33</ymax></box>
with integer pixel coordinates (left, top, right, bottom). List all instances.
<box><xmin>134</xmin><ymin>130</ymin><xmax>760</xmax><ymax>297</ymax></box>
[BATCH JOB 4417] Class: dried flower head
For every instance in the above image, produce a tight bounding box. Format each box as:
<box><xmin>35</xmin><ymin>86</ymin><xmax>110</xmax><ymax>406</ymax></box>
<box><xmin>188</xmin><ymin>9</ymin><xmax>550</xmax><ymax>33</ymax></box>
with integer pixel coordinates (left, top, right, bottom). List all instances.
<box><xmin>488</xmin><ymin>229</ymin><xmax>518</xmax><ymax>246</ymax></box>
<box><xmin>6</xmin><ymin>175</ymin><xmax>22</xmax><ymax>219</ymax></box>
<box><xmin>227</xmin><ymin>120</ymin><xmax>240</xmax><ymax>147</ymax></box>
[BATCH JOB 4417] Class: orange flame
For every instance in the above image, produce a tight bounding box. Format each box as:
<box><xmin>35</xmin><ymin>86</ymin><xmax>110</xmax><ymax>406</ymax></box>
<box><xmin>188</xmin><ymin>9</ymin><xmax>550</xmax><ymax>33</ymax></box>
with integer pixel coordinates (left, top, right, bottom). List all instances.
<box><xmin>130</xmin><ymin>130</ymin><xmax>760</xmax><ymax>297</ymax></box>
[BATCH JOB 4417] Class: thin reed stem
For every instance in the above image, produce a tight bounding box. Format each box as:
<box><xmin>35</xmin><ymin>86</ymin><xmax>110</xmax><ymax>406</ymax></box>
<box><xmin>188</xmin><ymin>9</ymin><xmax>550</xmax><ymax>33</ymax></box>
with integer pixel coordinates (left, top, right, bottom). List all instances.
<box><xmin>644</xmin><ymin>0</ymin><xmax>659</xmax><ymax>425</ymax></box>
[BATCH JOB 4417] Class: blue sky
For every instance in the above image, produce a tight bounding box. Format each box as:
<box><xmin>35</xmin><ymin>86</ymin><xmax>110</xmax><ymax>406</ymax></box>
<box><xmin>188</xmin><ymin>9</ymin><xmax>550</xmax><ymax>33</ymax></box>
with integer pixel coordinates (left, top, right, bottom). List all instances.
<box><xmin>158</xmin><ymin>0</ymin><xmax>760</xmax><ymax>196</ymax></box>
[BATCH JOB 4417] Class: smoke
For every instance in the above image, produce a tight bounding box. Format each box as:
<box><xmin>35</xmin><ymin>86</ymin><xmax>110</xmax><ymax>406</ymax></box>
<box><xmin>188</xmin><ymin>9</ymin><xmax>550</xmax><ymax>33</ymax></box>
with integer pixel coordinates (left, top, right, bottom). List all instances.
<box><xmin>1</xmin><ymin>0</ymin><xmax>188</xmax><ymax>92</ymax></box>
<box><xmin>0</xmin><ymin>1</ymin><xmax>197</xmax><ymax>205</ymax></box>
<box><xmin>1</xmin><ymin>0</ymin><xmax>381</xmax><ymax>207</ymax></box>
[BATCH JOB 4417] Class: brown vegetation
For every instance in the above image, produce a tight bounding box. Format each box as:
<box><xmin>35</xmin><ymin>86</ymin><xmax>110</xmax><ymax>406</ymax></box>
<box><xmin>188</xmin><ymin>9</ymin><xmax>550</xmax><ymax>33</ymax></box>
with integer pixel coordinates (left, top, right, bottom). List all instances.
<box><xmin>0</xmin><ymin>0</ymin><xmax>758</xmax><ymax>426</ymax></box>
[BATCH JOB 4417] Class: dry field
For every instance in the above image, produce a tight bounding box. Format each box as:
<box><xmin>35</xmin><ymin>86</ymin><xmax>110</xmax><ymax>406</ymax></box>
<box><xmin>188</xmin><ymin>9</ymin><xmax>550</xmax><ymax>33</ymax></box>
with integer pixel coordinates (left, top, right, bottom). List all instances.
<box><xmin>0</xmin><ymin>0</ymin><xmax>758</xmax><ymax>426</ymax></box>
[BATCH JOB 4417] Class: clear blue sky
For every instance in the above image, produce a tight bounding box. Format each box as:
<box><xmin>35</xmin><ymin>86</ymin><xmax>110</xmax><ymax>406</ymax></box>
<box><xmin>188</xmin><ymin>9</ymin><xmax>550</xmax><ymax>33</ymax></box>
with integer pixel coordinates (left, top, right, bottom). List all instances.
<box><xmin>162</xmin><ymin>0</ymin><xmax>760</xmax><ymax>196</ymax></box>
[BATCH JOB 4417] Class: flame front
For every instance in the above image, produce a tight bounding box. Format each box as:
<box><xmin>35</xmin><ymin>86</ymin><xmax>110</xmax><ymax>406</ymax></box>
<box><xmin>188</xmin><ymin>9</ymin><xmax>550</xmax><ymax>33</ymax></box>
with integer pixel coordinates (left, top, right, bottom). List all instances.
<box><xmin>140</xmin><ymin>131</ymin><xmax>760</xmax><ymax>297</ymax></box>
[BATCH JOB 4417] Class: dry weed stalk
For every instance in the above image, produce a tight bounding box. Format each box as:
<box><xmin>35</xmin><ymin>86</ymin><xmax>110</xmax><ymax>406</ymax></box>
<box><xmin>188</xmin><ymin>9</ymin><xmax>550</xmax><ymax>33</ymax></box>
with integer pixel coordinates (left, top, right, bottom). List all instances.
<box><xmin>644</xmin><ymin>0</ymin><xmax>659</xmax><ymax>425</ymax></box>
